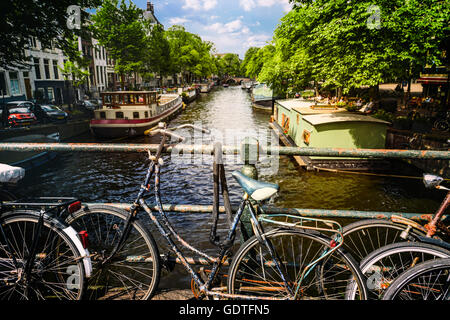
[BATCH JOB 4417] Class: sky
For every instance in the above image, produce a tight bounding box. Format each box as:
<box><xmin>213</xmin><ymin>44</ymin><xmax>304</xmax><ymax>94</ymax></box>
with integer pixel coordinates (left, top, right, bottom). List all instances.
<box><xmin>133</xmin><ymin>0</ymin><xmax>293</xmax><ymax>59</ymax></box>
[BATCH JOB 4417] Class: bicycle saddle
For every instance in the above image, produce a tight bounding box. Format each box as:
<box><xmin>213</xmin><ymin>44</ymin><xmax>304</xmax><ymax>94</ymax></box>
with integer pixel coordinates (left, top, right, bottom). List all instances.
<box><xmin>232</xmin><ymin>171</ymin><xmax>279</xmax><ymax>201</ymax></box>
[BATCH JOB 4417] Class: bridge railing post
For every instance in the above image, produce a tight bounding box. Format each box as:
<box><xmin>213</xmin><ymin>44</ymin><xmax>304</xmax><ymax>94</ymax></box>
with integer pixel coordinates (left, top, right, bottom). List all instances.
<box><xmin>239</xmin><ymin>137</ymin><xmax>260</xmax><ymax>242</ymax></box>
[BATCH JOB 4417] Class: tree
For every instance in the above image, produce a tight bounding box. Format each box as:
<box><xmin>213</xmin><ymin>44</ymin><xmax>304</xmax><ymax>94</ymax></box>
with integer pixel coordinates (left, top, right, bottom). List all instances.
<box><xmin>0</xmin><ymin>0</ymin><xmax>101</xmax><ymax>69</ymax></box>
<box><xmin>166</xmin><ymin>25</ymin><xmax>216</xmax><ymax>84</ymax></box>
<box><xmin>90</xmin><ymin>0</ymin><xmax>148</xmax><ymax>89</ymax></box>
<box><xmin>264</xmin><ymin>0</ymin><xmax>449</xmax><ymax>97</ymax></box>
<box><xmin>142</xmin><ymin>23</ymin><xmax>172</xmax><ymax>87</ymax></box>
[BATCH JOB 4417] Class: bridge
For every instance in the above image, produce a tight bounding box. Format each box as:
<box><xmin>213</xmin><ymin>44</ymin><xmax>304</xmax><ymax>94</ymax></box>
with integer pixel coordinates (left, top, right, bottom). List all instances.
<box><xmin>222</xmin><ymin>76</ymin><xmax>252</xmax><ymax>84</ymax></box>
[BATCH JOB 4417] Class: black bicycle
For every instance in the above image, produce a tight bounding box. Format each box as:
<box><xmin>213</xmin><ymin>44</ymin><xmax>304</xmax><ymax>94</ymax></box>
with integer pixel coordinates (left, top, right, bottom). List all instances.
<box><xmin>66</xmin><ymin>123</ymin><xmax>368</xmax><ymax>300</ymax></box>
<box><xmin>0</xmin><ymin>165</ymin><xmax>92</xmax><ymax>300</ymax></box>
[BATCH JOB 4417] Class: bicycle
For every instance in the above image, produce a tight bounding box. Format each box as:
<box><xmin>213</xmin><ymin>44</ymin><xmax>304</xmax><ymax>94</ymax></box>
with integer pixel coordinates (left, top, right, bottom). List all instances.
<box><xmin>66</xmin><ymin>122</ymin><xmax>368</xmax><ymax>300</ymax></box>
<box><xmin>0</xmin><ymin>165</ymin><xmax>92</xmax><ymax>300</ymax></box>
<box><xmin>382</xmin><ymin>257</ymin><xmax>450</xmax><ymax>300</ymax></box>
<box><xmin>341</xmin><ymin>174</ymin><xmax>449</xmax><ymax>263</ymax></box>
<box><xmin>345</xmin><ymin>175</ymin><xmax>449</xmax><ymax>299</ymax></box>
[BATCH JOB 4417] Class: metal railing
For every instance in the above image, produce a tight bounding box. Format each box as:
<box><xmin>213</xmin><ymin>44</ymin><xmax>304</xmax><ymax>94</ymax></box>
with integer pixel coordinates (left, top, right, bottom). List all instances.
<box><xmin>1</xmin><ymin>141</ymin><xmax>449</xmax><ymax>223</ymax></box>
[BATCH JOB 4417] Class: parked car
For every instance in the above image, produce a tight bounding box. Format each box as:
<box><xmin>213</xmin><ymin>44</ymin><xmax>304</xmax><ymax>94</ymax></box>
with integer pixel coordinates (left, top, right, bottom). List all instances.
<box><xmin>31</xmin><ymin>104</ymin><xmax>68</xmax><ymax>123</ymax></box>
<box><xmin>78</xmin><ymin>99</ymin><xmax>99</xmax><ymax>111</ymax></box>
<box><xmin>5</xmin><ymin>103</ymin><xmax>37</xmax><ymax>127</ymax></box>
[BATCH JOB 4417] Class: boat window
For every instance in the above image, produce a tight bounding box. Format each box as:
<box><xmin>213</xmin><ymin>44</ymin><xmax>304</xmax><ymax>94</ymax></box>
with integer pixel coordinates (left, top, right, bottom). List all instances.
<box><xmin>100</xmin><ymin>112</ymin><xmax>106</xmax><ymax>119</ymax></box>
<box><xmin>133</xmin><ymin>112</ymin><xmax>139</xmax><ymax>119</ymax></box>
<box><xmin>302</xmin><ymin>130</ymin><xmax>311</xmax><ymax>145</ymax></box>
<box><xmin>137</xmin><ymin>95</ymin><xmax>144</xmax><ymax>104</ymax></box>
<box><xmin>144</xmin><ymin>111</ymin><xmax>149</xmax><ymax>118</ymax></box>
<box><xmin>123</xmin><ymin>94</ymin><xmax>129</xmax><ymax>104</ymax></box>
<box><xmin>113</xmin><ymin>94</ymin><xmax>120</xmax><ymax>104</ymax></box>
<box><xmin>116</xmin><ymin>111</ymin><xmax>124</xmax><ymax>119</ymax></box>
<box><xmin>104</xmin><ymin>95</ymin><xmax>112</xmax><ymax>104</ymax></box>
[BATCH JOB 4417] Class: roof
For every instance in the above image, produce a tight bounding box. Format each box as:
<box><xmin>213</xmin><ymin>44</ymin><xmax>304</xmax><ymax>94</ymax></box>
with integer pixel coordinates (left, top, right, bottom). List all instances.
<box><xmin>302</xmin><ymin>113</ymin><xmax>390</xmax><ymax>126</ymax></box>
<box><xmin>276</xmin><ymin>99</ymin><xmax>348</xmax><ymax>115</ymax></box>
<box><xmin>101</xmin><ymin>91</ymin><xmax>157</xmax><ymax>94</ymax></box>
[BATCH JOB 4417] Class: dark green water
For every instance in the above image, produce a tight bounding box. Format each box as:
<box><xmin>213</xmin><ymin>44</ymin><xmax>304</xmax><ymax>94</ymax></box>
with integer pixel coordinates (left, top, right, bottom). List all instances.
<box><xmin>13</xmin><ymin>86</ymin><xmax>445</xmax><ymax>289</ymax></box>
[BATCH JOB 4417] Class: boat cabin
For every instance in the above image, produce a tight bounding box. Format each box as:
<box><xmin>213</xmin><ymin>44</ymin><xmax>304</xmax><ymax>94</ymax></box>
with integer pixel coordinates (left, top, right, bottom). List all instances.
<box><xmin>275</xmin><ymin>98</ymin><xmax>390</xmax><ymax>159</ymax></box>
<box><xmin>94</xmin><ymin>91</ymin><xmax>161</xmax><ymax>121</ymax></box>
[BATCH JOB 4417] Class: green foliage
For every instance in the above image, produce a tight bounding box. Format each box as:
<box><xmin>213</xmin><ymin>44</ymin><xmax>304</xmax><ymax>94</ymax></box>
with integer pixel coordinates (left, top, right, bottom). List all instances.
<box><xmin>91</xmin><ymin>0</ymin><xmax>147</xmax><ymax>83</ymax></box>
<box><xmin>0</xmin><ymin>0</ymin><xmax>101</xmax><ymax>69</ymax></box>
<box><xmin>249</xmin><ymin>0</ymin><xmax>449</xmax><ymax>96</ymax></box>
<box><xmin>166</xmin><ymin>25</ymin><xmax>217</xmax><ymax>83</ymax></box>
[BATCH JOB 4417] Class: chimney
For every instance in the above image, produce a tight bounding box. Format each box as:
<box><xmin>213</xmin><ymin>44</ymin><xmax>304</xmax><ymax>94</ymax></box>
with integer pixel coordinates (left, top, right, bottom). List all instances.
<box><xmin>147</xmin><ymin>2</ymin><xmax>154</xmax><ymax>13</ymax></box>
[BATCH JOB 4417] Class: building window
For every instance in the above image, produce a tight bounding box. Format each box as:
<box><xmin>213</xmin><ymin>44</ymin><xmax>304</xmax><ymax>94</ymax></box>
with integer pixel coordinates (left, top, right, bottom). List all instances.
<box><xmin>44</xmin><ymin>59</ymin><xmax>50</xmax><ymax>79</ymax></box>
<box><xmin>9</xmin><ymin>72</ymin><xmax>20</xmax><ymax>95</ymax></box>
<box><xmin>96</xmin><ymin>66</ymin><xmax>99</xmax><ymax>84</ymax></box>
<box><xmin>52</xmin><ymin>60</ymin><xmax>59</xmax><ymax>79</ymax></box>
<box><xmin>47</xmin><ymin>87</ymin><xmax>54</xmax><ymax>101</ymax></box>
<box><xmin>100</xmin><ymin>66</ymin><xmax>104</xmax><ymax>84</ymax></box>
<box><xmin>34</xmin><ymin>58</ymin><xmax>41</xmax><ymax>79</ymax></box>
<box><xmin>0</xmin><ymin>72</ymin><xmax>7</xmax><ymax>96</ymax></box>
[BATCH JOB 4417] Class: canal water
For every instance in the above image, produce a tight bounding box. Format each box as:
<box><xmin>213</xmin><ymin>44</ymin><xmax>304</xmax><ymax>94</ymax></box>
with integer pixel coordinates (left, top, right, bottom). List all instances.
<box><xmin>15</xmin><ymin>86</ymin><xmax>444</xmax><ymax>290</ymax></box>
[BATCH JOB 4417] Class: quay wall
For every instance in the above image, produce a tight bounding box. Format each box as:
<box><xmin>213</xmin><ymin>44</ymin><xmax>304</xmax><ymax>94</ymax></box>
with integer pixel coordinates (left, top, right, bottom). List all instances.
<box><xmin>0</xmin><ymin>120</ymin><xmax>90</xmax><ymax>142</ymax></box>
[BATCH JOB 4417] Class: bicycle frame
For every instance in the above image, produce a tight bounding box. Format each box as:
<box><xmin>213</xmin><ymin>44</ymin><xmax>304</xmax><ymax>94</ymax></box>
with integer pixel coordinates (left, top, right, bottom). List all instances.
<box><xmin>102</xmin><ymin>129</ymin><xmax>350</xmax><ymax>300</ymax></box>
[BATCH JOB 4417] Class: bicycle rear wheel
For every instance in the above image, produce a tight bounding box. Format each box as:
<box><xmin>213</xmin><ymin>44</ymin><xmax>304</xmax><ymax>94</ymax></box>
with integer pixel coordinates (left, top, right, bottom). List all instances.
<box><xmin>383</xmin><ymin>258</ymin><xmax>450</xmax><ymax>300</ymax></box>
<box><xmin>342</xmin><ymin>219</ymin><xmax>424</xmax><ymax>262</ymax></box>
<box><xmin>0</xmin><ymin>212</ymin><xmax>85</xmax><ymax>300</ymax></box>
<box><xmin>66</xmin><ymin>204</ymin><xmax>161</xmax><ymax>300</ymax></box>
<box><xmin>227</xmin><ymin>229</ymin><xmax>367</xmax><ymax>300</ymax></box>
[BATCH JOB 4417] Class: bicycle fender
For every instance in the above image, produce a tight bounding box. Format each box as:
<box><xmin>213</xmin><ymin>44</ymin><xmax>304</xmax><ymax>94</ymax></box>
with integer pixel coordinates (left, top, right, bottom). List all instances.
<box><xmin>63</xmin><ymin>226</ymin><xmax>93</xmax><ymax>278</ymax></box>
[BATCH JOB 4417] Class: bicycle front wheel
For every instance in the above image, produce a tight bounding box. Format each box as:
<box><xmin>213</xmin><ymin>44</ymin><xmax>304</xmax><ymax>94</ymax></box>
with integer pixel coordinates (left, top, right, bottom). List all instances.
<box><xmin>347</xmin><ymin>242</ymin><xmax>450</xmax><ymax>300</ymax></box>
<box><xmin>383</xmin><ymin>258</ymin><xmax>450</xmax><ymax>300</ymax></box>
<box><xmin>66</xmin><ymin>204</ymin><xmax>161</xmax><ymax>300</ymax></box>
<box><xmin>0</xmin><ymin>212</ymin><xmax>85</xmax><ymax>300</ymax></box>
<box><xmin>227</xmin><ymin>229</ymin><xmax>367</xmax><ymax>300</ymax></box>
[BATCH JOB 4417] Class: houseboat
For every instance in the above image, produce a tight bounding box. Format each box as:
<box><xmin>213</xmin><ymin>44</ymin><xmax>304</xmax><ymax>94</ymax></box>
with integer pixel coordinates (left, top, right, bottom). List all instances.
<box><xmin>179</xmin><ymin>87</ymin><xmax>198</xmax><ymax>104</ymax></box>
<box><xmin>251</xmin><ymin>83</ymin><xmax>274</xmax><ymax>112</ymax></box>
<box><xmin>90</xmin><ymin>91</ymin><xmax>183</xmax><ymax>138</ymax></box>
<box><xmin>200</xmin><ymin>82</ymin><xmax>213</xmax><ymax>93</ymax></box>
<box><xmin>271</xmin><ymin>99</ymin><xmax>391</xmax><ymax>171</ymax></box>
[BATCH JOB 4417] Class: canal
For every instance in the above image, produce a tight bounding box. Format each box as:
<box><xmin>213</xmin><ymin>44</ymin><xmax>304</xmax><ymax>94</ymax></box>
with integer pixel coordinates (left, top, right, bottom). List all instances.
<box><xmin>13</xmin><ymin>86</ymin><xmax>445</xmax><ymax>290</ymax></box>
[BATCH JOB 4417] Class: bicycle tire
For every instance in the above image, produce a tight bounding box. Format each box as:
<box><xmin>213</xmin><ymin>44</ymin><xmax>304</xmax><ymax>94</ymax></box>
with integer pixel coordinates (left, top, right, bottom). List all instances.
<box><xmin>0</xmin><ymin>211</ymin><xmax>86</xmax><ymax>300</ymax></box>
<box><xmin>346</xmin><ymin>241</ymin><xmax>450</xmax><ymax>300</ymax></box>
<box><xmin>342</xmin><ymin>219</ymin><xmax>425</xmax><ymax>262</ymax></box>
<box><xmin>382</xmin><ymin>257</ymin><xmax>450</xmax><ymax>300</ymax></box>
<box><xmin>227</xmin><ymin>228</ymin><xmax>368</xmax><ymax>300</ymax></box>
<box><xmin>66</xmin><ymin>204</ymin><xmax>161</xmax><ymax>300</ymax></box>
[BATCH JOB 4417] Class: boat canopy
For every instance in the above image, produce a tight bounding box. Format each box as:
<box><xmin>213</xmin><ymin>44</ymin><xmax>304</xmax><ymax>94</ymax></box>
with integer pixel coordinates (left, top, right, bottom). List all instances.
<box><xmin>101</xmin><ymin>91</ymin><xmax>158</xmax><ymax>107</ymax></box>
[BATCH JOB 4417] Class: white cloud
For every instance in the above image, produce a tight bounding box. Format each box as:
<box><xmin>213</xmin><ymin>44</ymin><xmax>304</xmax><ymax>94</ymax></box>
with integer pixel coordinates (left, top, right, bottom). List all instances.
<box><xmin>168</xmin><ymin>17</ymin><xmax>190</xmax><ymax>25</ymax></box>
<box><xmin>206</xmin><ymin>19</ymin><xmax>244</xmax><ymax>34</ymax></box>
<box><xmin>239</xmin><ymin>0</ymin><xmax>292</xmax><ymax>12</ymax></box>
<box><xmin>182</xmin><ymin>0</ymin><xmax>218</xmax><ymax>11</ymax></box>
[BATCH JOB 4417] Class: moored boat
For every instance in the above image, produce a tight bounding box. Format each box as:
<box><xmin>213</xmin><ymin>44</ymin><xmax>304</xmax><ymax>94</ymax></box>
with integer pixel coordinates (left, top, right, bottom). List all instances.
<box><xmin>90</xmin><ymin>91</ymin><xmax>182</xmax><ymax>139</ymax></box>
<box><xmin>200</xmin><ymin>82</ymin><xmax>213</xmax><ymax>93</ymax></box>
<box><xmin>251</xmin><ymin>83</ymin><xmax>274</xmax><ymax>112</ymax></box>
<box><xmin>271</xmin><ymin>98</ymin><xmax>391</xmax><ymax>171</ymax></box>
<box><xmin>179</xmin><ymin>87</ymin><xmax>198</xmax><ymax>104</ymax></box>
<box><xmin>0</xmin><ymin>133</ymin><xmax>60</xmax><ymax>171</ymax></box>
